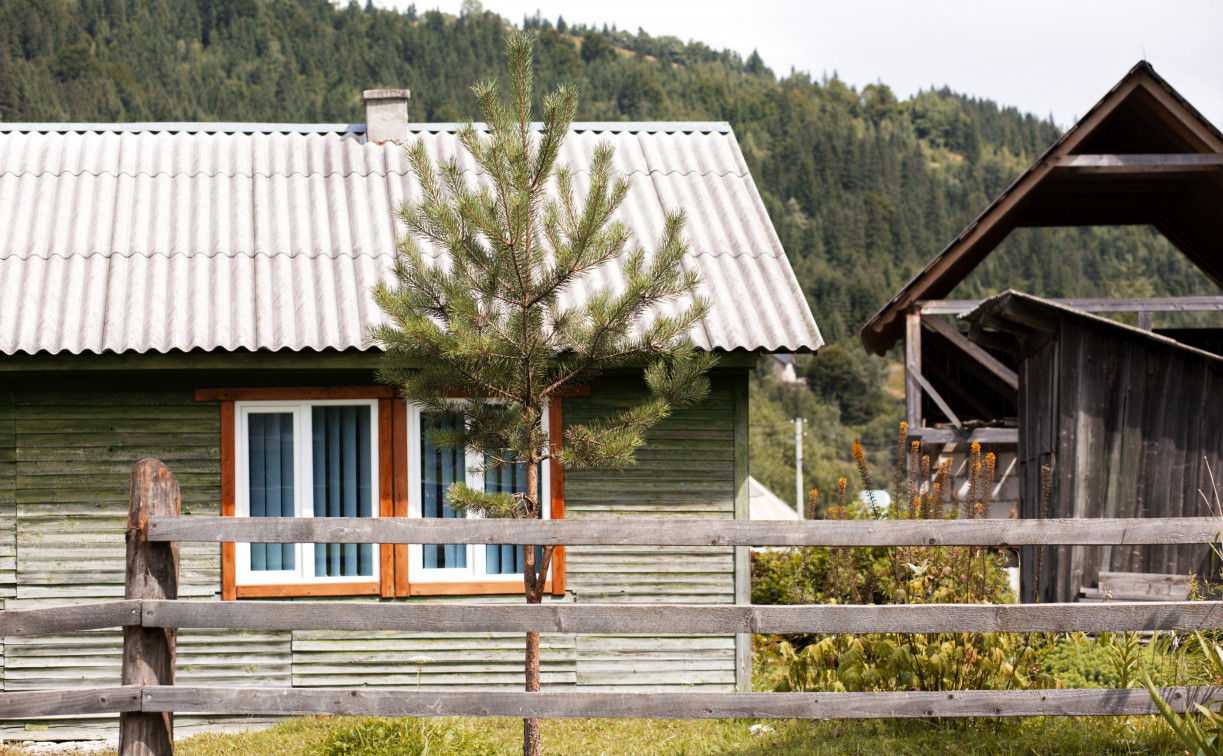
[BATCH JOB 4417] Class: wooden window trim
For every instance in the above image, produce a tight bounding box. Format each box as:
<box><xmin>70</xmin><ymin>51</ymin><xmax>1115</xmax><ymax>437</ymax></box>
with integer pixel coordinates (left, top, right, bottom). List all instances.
<box><xmin>236</xmin><ymin>582</ymin><xmax>382</xmax><ymax>598</ymax></box>
<box><xmin>196</xmin><ymin>386</ymin><xmax>396</xmax><ymax>402</ymax></box>
<box><xmin>401</xmin><ymin>395</ymin><xmax>568</xmax><ymax>597</ymax></box>
<box><xmin>209</xmin><ymin>388</ymin><xmax>392</xmax><ymax>600</ymax></box>
<box><xmin>407</xmin><ymin>579</ymin><xmax>553</xmax><ymax>597</ymax></box>
<box><xmin>206</xmin><ymin>388</ymin><xmax>569</xmax><ymax>600</ymax></box>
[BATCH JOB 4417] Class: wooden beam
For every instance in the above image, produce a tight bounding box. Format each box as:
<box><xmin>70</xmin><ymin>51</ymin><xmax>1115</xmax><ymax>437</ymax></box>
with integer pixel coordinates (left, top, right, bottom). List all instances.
<box><xmin>906</xmin><ymin>365</ymin><xmax>962</xmax><ymax>429</ymax></box>
<box><xmin>861</xmin><ymin>75</ymin><xmax>1148</xmax><ymax>355</ymax></box>
<box><xmin>920</xmin><ymin>357</ymin><xmax>999</xmax><ymax>420</ymax></box>
<box><xmin>909</xmin><ymin>427</ymin><xmax>1018</xmax><ymax>445</ymax></box>
<box><xmin>0</xmin><ymin>687</ymin><xmax>143</xmax><ymax>718</ymax></box>
<box><xmin>140</xmin><ymin>599</ymin><xmax>1223</xmax><ymax>635</ymax></box>
<box><xmin>121</xmin><ymin>459</ymin><xmax>181</xmax><ymax>756</ymax></box>
<box><xmin>731</xmin><ymin>370</ymin><xmax>751</xmax><ymax>692</ymax></box>
<box><xmin>920</xmin><ymin>296</ymin><xmax>1223</xmax><ymax>316</ymax></box>
<box><xmin>146</xmin><ymin>514</ymin><xmax>1223</xmax><ymax>547</ymax></box>
<box><xmin>144</xmin><ymin>685</ymin><xmax>1217</xmax><ymax>720</ymax></box>
<box><xmin>0</xmin><ymin>350</ymin><xmax>385</xmax><ymax>373</ymax></box>
<box><xmin>0</xmin><ymin>600</ymin><xmax>142</xmax><ymax>636</ymax></box>
<box><xmin>6</xmin><ymin>680</ymin><xmax>1216</xmax><ymax>721</ymax></box>
<box><xmin>1134</xmin><ymin>77</ymin><xmax>1223</xmax><ymax>153</ymax></box>
<box><xmin>922</xmin><ymin>314</ymin><xmax>1019</xmax><ymax>391</ymax></box>
<box><xmin>195</xmin><ymin>386</ymin><xmax>395</xmax><ymax>402</ymax></box>
<box><xmin>905</xmin><ymin>308</ymin><xmax>922</xmax><ymax>429</ymax></box>
<box><xmin>234</xmin><ymin>582</ymin><xmax>382</xmax><ymax>599</ymax></box>
<box><xmin>378</xmin><ymin>398</ymin><xmax>395</xmax><ymax>599</ymax></box>
<box><xmin>220</xmin><ymin>401</ymin><xmax>236</xmax><ymax>602</ymax></box>
<box><xmin>392</xmin><ymin>398</ymin><xmax>411</xmax><ymax>598</ymax></box>
<box><xmin>548</xmin><ymin>396</ymin><xmax>566</xmax><ymax>598</ymax></box>
<box><xmin>1047</xmin><ymin>153</ymin><xmax>1223</xmax><ymax>172</ymax></box>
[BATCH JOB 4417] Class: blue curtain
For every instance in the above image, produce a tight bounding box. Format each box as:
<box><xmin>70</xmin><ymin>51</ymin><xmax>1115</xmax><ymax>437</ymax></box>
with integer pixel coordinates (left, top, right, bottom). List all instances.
<box><xmin>484</xmin><ymin>461</ymin><xmax>543</xmax><ymax>576</ymax></box>
<box><xmin>422</xmin><ymin>415</ymin><xmax>467</xmax><ymax>569</ymax></box>
<box><xmin>312</xmin><ymin>406</ymin><xmax>374</xmax><ymax>578</ymax></box>
<box><xmin>248</xmin><ymin>413</ymin><xmax>295</xmax><ymax>571</ymax></box>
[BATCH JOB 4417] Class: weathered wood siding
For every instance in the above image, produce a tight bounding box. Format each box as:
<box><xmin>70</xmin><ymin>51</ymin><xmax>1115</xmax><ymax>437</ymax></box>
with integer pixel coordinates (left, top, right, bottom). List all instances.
<box><xmin>0</xmin><ymin>368</ymin><xmax>743</xmax><ymax>736</ymax></box>
<box><xmin>563</xmin><ymin>374</ymin><xmax>739</xmax><ymax>690</ymax></box>
<box><xmin>1018</xmin><ymin>320</ymin><xmax>1222</xmax><ymax>603</ymax></box>
<box><xmin>1</xmin><ymin>375</ymin><xmax>294</xmax><ymax>739</ymax></box>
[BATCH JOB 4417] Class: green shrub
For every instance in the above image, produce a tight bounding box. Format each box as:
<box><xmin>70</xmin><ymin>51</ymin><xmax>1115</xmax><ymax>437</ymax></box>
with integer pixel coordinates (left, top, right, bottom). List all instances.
<box><xmin>1042</xmin><ymin>632</ymin><xmax>1191</xmax><ymax>690</ymax></box>
<box><xmin>316</xmin><ymin>717</ymin><xmax>498</xmax><ymax>756</ymax></box>
<box><xmin>766</xmin><ymin>434</ymin><xmax>1045</xmax><ymax>694</ymax></box>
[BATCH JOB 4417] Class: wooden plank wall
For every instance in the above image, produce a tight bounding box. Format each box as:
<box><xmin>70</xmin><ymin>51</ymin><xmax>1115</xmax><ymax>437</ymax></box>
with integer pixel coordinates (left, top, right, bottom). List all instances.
<box><xmin>1017</xmin><ymin>338</ymin><xmax>1058</xmax><ymax>603</ymax></box>
<box><xmin>290</xmin><ymin>593</ymin><xmax>580</xmax><ymax>691</ymax></box>
<box><xmin>0</xmin><ymin>384</ymin><xmax>14</xmax><ymax>702</ymax></box>
<box><xmin>1019</xmin><ymin>319</ymin><xmax>1222</xmax><ymax>603</ymax></box>
<box><xmin>1</xmin><ymin>375</ymin><xmax>289</xmax><ymax>740</ymax></box>
<box><xmin>0</xmin><ymin>369</ymin><xmax>741</xmax><ymax>736</ymax></box>
<box><xmin>562</xmin><ymin>374</ymin><xmax>737</xmax><ymax>691</ymax></box>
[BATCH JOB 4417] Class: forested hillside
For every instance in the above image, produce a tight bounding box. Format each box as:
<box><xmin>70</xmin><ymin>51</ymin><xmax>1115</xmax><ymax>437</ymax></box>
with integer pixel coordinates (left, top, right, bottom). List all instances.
<box><xmin>3</xmin><ymin>0</ymin><xmax>1216</xmax><ymax>504</ymax></box>
<box><xmin>2</xmin><ymin>0</ymin><xmax>1213</xmax><ymax>342</ymax></box>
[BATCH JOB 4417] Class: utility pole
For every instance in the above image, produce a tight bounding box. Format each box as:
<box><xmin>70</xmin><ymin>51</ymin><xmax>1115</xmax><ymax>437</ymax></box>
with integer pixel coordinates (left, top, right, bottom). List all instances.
<box><xmin>794</xmin><ymin>417</ymin><xmax>803</xmax><ymax>517</ymax></box>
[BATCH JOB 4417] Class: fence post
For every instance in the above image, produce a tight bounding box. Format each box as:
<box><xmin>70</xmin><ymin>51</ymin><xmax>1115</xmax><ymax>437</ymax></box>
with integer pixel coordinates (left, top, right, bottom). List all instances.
<box><xmin>121</xmin><ymin>458</ymin><xmax>180</xmax><ymax>756</ymax></box>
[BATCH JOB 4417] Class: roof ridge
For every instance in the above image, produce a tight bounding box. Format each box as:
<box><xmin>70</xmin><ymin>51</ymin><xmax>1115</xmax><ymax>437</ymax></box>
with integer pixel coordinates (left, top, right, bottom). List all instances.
<box><xmin>0</xmin><ymin>121</ymin><xmax>732</xmax><ymax>135</ymax></box>
<box><xmin>0</xmin><ymin>166</ymin><xmax>749</xmax><ymax>181</ymax></box>
<box><xmin>0</xmin><ymin>245</ymin><xmax>775</xmax><ymax>262</ymax></box>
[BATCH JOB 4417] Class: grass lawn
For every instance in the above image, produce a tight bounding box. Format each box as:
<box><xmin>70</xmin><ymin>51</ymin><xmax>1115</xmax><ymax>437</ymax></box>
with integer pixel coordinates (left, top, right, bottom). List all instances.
<box><xmin>11</xmin><ymin>714</ymin><xmax>1183</xmax><ymax>755</ymax></box>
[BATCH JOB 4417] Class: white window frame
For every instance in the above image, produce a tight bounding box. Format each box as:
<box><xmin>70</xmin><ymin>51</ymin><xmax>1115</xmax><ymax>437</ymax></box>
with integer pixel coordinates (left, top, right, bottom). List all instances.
<box><xmin>234</xmin><ymin>399</ymin><xmax>381</xmax><ymax>587</ymax></box>
<box><xmin>405</xmin><ymin>402</ymin><xmax>551</xmax><ymax>584</ymax></box>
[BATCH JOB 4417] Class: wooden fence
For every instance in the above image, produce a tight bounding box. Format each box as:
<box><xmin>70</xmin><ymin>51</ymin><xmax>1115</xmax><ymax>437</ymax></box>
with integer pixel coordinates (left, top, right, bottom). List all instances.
<box><xmin>4</xmin><ymin>458</ymin><xmax>1223</xmax><ymax>754</ymax></box>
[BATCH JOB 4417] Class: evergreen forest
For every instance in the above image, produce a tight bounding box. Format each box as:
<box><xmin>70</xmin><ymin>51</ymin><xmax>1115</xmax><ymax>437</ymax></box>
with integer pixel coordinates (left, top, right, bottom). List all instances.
<box><xmin>2</xmin><ymin>0</ymin><xmax>1218</xmax><ymax>504</ymax></box>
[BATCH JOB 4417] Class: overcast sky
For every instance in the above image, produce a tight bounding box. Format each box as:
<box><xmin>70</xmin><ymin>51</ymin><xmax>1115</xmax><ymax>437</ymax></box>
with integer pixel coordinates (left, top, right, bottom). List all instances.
<box><xmin>387</xmin><ymin>0</ymin><xmax>1223</xmax><ymax>130</ymax></box>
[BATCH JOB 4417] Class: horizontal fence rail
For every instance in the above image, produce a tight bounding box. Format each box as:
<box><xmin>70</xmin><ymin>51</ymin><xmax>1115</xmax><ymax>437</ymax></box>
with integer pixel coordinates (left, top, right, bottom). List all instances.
<box><xmin>5</xmin><ymin>686</ymin><xmax>1217</xmax><ymax>721</ymax></box>
<box><xmin>147</xmin><ymin>515</ymin><xmax>1223</xmax><ymax>547</ymax></box>
<box><xmin>5</xmin><ymin>599</ymin><xmax>1223</xmax><ymax>636</ymax></box>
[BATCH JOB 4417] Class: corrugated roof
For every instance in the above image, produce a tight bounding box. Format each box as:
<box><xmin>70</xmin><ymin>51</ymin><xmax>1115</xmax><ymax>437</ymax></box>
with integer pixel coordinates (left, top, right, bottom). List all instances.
<box><xmin>963</xmin><ymin>290</ymin><xmax>1223</xmax><ymax>365</ymax></box>
<box><xmin>0</xmin><ymin>122</ymin><xmax>821</xmax><ymax>356</ymax></box>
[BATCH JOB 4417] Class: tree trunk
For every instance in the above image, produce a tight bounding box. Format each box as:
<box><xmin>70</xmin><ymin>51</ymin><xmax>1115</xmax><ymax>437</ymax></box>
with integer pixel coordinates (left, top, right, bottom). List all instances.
<box><xmin>523</xmin><ymin>603</ymin><xmax>542</xmax><ymax>756</ymax></box>
<box><xmin>523</xmin><ymin>460</ymin><xmax>542</xmax><ymax>756</ymax></box>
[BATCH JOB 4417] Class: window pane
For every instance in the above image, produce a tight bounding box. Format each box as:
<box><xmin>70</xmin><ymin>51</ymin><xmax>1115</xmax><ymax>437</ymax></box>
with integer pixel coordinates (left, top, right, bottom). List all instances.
<box><xmin>312</xmin><ymin>405</ymin><xmax>374</xmax><ymax>578</ymax></box>
<box><xmin>421</xmin><ymin>414</ymin><xmax>466</xmax><ymax>569</ymax></box>
<box><xmin>248</xmin><ymin>413</ymin><xmax>295</xmax><ymax>572</ymax></box>
<box><xmin>484</xmin><ymin>460</ymin><xmax>543</xmax><ymax>576</ymax></box>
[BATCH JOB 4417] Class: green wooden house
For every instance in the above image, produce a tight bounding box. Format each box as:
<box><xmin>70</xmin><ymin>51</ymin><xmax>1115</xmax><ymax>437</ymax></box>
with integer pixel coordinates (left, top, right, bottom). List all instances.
<box><xmin>0</xmin><ymin>92</ymin><xmax>822</xmax><ymax>740</ymax></box>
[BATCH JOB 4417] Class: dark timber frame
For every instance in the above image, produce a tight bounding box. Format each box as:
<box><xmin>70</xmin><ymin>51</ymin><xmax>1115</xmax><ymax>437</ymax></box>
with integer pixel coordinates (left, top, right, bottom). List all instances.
<box><xmin>860</xmin><ymin>62</ymin><xmax>1223</xmax><ymax>602</ymax></box>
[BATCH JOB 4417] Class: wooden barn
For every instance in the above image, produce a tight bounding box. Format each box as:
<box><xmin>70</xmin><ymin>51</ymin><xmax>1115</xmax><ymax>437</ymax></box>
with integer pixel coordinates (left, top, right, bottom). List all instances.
<box><xmin>860</xmin><ymin>62</ymin><xmax>1223</xmax><ymax>601</ymax></box>
<box><xmin>0</xmin><ymin>94</ymin><xmax>822</xmax><ymax>740</ymax></box>
<box><xmin>964</xmin><ymin>291</ymin><xmax>1223</xmax><ymax>603</ymax></box>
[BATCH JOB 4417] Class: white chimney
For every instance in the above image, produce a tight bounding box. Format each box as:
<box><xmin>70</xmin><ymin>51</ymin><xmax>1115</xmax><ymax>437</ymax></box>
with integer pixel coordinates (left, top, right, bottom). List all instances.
<box><xmin>363</xmin><ymin>89</ymin><xmax>410</xmax><ymax>144</ymax></box>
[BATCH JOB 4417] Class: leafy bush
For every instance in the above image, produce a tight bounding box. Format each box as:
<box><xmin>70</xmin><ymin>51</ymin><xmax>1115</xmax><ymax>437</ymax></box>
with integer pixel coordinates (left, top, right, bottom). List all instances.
<box><xmin>1040</xmin><ymin>632</ymin><xmax>1187</xmax><ymax>690</ymax></box>
<box><xmin>317</xmin><ymin>717</ymin><xmax>497</xmax><ymax>756</ymax></box>
<box><xmin>777</xmin><ymin>629</ymin><xmax>1047</xmax><ymax>693</ymax></box>
<box><xmin>1041</xmin><ymin>635</ymin><xmax>1118</xmax><ymax>688</ymax></box>
<box><xmin>766</xmin><ymin>432</ymin><xmax>1049</xmax><ymax>694</ymax></box>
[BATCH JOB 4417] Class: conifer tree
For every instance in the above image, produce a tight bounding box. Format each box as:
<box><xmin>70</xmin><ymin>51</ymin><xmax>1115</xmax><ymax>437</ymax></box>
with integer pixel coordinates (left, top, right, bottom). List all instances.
<box><xmin>371</xmin><ymin>31</ymin><xmax>713</xmax><ymax>756</ymax></box>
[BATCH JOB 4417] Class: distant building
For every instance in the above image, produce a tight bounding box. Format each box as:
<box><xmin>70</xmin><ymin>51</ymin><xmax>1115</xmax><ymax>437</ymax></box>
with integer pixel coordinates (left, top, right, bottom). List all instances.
<box><xmin>749</xmin><ymin>477</ymin><xmax>801</xmax><ymax>520</ymax></box>
<box><xmin>770</xmin><ymin>353</ymin><xmax>806</xmax><ymax>385</ymax></box>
